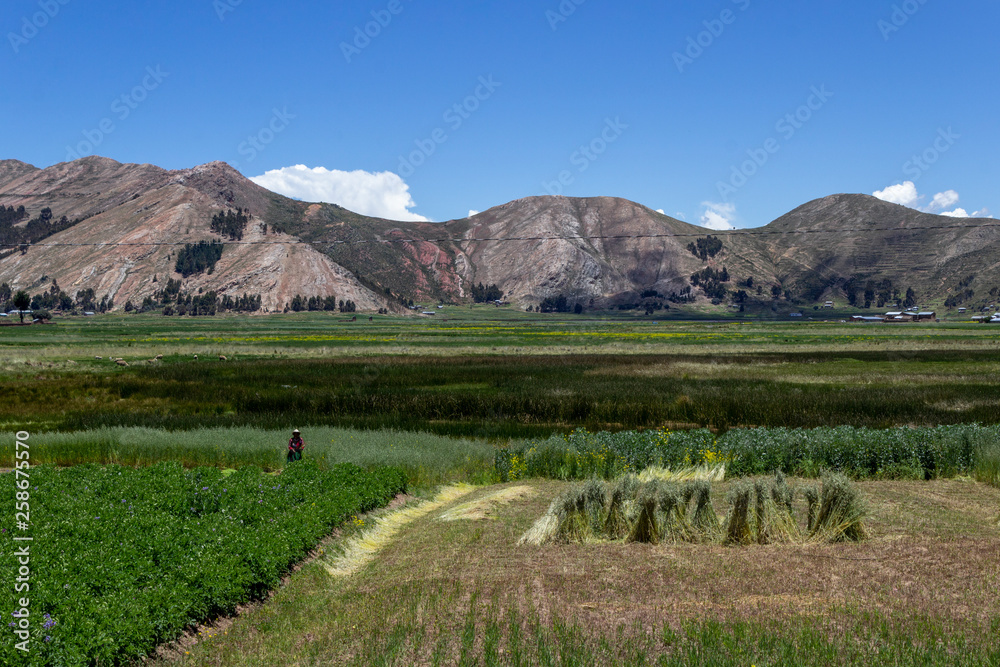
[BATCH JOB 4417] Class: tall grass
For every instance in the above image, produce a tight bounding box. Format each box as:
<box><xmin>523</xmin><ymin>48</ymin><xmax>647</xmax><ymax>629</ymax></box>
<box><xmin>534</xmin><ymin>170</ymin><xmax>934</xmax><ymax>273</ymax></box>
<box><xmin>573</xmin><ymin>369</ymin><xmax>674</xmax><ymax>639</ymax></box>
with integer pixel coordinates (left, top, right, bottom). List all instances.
<box><xmin>0</xmin><ymin>426</ymin><xmax>497</xmax><ymax>487</ymax></box>
<box><xmin>497</xmin><ymin>424</ymin><xmax>996</xmax><ymax>482</ymax></box>
<box><xmin>7</xmin><ymin>351</ymin><xmax>1000</xmax><ymax>437</ymax></box>
<box><xmin>974</xmin><ymin>441</ymin><xmax>1000</xmax><ymax>487</ymax></box>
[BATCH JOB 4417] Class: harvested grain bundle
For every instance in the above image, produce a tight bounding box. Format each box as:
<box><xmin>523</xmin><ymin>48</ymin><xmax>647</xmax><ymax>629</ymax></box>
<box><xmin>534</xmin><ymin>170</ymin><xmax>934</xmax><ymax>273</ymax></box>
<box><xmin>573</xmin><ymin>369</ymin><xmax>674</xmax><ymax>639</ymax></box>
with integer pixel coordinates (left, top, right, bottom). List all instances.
<box><xmin>803</xmin><ymin>486</ymin><xmax>820</xmax><ymax>532</ymax></box>
<box><xmin>772</xmin><ymin>471</ymin><xmax>794</xmax><ymax>514</ymax></box>
<box><xmin>724</xmin><ymin>481</ymin><xmax>754</xmax><ymax>545</ymax></box>
<box><xmin>556</xmin><ymin>487</ymin><xmax>592</xmax><ymax>543</ymax></box>
<box><xmin>810</xmin><ymin>473</ymin><xmax>868</xmax><ymax>542</ymax></box>
<box><xmin>687</xmin><ymin>480</ymin><xmax>721</xmax><ymax>540</ymax></box>
<box><xmin>603</xmin><ymin>484</ymin><xmax>630</xmax><ymax>540</ymax></box>
<box><xmin>628</xmin><ymin>492</ymin><xmax>660</xmax><ymax>544</ymax></box>
<box><xmin>657</xmin><ymin>483</ymin><xmax>694</xmax><ymax>542</ymax></box>
<box><xmin>753</xmin><ymin>480</ymin><xmax>770</xmax><ymax>544</ymax></box>
<box><xmin>758</xmin><ymin>477</ymin><xmax>800</xmax><ymax>544</ymax></box>
<box><xmin>581</xmin><ymin>478</ymin><xmax>607</xmax><ymax>534</ymax></box>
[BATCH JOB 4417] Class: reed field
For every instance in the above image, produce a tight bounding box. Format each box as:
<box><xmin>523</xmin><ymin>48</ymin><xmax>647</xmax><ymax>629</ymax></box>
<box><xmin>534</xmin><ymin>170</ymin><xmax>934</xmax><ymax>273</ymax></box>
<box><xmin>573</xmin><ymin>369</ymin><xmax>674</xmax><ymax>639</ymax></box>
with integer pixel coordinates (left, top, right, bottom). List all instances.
<box><xmin>2</xmin><ymin>310</ymin><xmax>1000</xmax><ymax>664</ymax></box>
<box><xmin>2</xmin><ymin>310</ymin><xmax>1000</xmax><ymax>437</ymax></box>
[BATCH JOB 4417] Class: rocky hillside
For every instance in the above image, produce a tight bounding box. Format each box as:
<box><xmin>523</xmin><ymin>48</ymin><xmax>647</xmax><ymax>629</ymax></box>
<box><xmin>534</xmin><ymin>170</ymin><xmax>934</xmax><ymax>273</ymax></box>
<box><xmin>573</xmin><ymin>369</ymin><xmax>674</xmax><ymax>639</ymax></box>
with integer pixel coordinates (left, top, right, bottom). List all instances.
<box><xmin>1</xmin><ymin>157</ymin><xmax>997</xmax><ymax>312</ymax></box>
<box><xmin>0</xmin><ymin>158</ymin><xmax>391</xmax><ymax>312</ymax></box>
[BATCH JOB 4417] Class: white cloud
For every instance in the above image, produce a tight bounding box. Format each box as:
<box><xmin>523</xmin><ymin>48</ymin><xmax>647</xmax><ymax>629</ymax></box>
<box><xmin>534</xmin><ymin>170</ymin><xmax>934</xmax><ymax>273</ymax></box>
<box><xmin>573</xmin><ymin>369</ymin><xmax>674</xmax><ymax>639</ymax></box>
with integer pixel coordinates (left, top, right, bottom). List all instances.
<box><xmin>699</xmin><ymin>202</ymin><xmax>736</xmax><ymax>230</ymax></box>
<box><xmin>468</xmin><ymin>210</ymin><xmax>480</xmax><ymax>218</ymax></box>
<box><xmin>872</xmin><ymin>181</ymin><xmax>920</xmax><ymax>207</ymax></box>
<box><xmin>655</xmin><ymin>209</ymin><xmax>665</xmax><ymax>215</ymax></box>
<box><xmin>873</xmin><ymin>182</ymin><xmax>992</xmax><ymax>219</ymax></box>
<box><xmin>940</xmin><ymin>208</ymin><xmax>970</xmax><ymax>218</ymax></box>
<box><xmin>249</xmin><ymin>165</ymin><xmax>429</xmax><ymax>222</ymax></box>
<box><xmin>927</xmin><ymin>189</ymin><xmax>959</xmax><ymax>212</ymax></box>
<box><xmin>940</xmin><ymin>207</ymin><xmax>990</xmax><ymax>218</ymax></box>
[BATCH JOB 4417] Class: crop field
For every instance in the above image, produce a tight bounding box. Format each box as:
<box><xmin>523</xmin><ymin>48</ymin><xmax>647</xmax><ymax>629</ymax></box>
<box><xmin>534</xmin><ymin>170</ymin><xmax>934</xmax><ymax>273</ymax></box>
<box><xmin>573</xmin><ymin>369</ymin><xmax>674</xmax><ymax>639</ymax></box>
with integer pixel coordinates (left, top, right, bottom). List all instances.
<box><xmin>0</xmin><ymin>460</ymin><xmax>405</xmax><ymax>665</ymax></box>
<box><xmin>1</xmin><ymin>308</ymin><xmax>999</xmax><ymax>665</ymax></box>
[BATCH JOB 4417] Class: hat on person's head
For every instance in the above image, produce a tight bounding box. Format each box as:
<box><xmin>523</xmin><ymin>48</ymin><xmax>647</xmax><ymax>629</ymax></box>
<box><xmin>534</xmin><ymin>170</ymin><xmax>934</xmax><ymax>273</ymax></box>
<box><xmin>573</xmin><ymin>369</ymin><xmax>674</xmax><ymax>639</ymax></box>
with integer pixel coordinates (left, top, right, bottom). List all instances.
<box><xmin>292</xmin><ymin>428</ymin><xmax>300</xmax><ymax>434</ymax></box>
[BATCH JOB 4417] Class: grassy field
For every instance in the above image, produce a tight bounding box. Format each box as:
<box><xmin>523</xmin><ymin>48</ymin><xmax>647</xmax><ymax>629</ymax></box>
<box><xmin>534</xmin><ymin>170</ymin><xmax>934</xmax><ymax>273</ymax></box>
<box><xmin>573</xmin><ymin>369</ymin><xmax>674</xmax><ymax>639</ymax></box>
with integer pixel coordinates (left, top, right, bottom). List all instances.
<box><xmin>3</xmin><ymin>310</ymin><xmax>1000</xmax><ymax>665</ymax></box>
<box><xmin>162</xmin><ymin>478</ymin><xmax>1000</xmax><ymax>666</ymax></box>
<box><xmin>3</xmin><ymin>310</ymin><xmax>1000</xmax><ymax>436</ymax></box>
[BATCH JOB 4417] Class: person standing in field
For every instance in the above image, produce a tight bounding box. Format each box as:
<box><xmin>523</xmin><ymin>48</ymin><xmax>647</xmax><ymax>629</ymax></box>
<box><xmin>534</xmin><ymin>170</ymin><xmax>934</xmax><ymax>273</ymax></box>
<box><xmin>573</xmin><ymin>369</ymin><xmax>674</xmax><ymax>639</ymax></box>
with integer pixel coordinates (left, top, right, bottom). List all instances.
<box><xmin>287</xmin><ymin>428</ymin><xmax>305</xmax><ymax>463</ymax></box>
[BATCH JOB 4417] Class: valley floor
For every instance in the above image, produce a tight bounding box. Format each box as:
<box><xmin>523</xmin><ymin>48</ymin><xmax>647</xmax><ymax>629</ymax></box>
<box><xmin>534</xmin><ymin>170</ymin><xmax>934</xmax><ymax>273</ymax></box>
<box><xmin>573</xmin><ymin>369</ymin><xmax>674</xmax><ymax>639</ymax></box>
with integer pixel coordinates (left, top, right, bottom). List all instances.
<box><xmin>165</xmin><ymin>478</ymin><xmax>1000</xmax><ymax>666</ymax></box>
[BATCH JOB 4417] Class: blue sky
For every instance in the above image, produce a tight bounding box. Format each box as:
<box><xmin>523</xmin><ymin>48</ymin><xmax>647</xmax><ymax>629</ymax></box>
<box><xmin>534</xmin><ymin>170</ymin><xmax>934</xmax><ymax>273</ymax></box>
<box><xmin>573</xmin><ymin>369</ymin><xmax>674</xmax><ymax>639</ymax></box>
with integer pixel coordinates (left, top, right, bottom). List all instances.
<box><xmin>2</xmin><ymin>0</ymin><xmax>997</xmax><ymax>227</ymax></box>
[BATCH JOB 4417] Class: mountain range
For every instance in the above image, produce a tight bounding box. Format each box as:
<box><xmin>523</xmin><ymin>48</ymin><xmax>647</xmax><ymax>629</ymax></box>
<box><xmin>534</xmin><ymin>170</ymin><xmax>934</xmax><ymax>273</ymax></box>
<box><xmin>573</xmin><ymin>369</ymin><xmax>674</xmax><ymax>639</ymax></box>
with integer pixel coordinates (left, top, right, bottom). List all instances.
<box><xmin>1</xmin><ymin>156</ymin><xmax>998</xmax><ymax>313</ymax></box>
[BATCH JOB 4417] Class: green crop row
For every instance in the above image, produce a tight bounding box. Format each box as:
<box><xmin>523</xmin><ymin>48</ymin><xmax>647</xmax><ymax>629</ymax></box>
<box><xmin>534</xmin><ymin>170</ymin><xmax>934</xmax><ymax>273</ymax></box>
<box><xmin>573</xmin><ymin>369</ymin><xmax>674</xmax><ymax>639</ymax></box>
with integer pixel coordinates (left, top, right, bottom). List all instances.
<box><xmin>0</xmin><ymin>460</ymin><xmax>406</xmax><ymax>666</ymax></box>
<box><xmin>496</xmin><ymin>424</ymin><xmax>999</xmax><ymax>482</ymax></box>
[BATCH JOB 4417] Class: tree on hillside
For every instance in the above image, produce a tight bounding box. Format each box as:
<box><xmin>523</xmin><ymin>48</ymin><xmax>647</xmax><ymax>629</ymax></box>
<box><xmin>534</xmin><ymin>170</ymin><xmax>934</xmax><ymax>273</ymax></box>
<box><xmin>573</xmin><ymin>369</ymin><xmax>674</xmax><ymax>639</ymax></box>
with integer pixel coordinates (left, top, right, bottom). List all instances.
<box><xmin>13</xmin><ymin>290</ymin><xmax>30</xmax><ymax>323</ymax></box>
<box><xmin>904</xmin><ymin>287</ymin><xmax>916</xmax><ymax>309</ymax></box>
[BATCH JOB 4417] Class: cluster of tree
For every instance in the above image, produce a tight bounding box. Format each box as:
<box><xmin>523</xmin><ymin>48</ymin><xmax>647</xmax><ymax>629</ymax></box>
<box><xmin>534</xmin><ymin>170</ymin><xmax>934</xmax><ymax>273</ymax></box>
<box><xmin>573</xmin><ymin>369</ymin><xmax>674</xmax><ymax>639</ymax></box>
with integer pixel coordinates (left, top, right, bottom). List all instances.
<box><xmin>153</xmin><ymin>278</ymin><xmax>183</xmax><ymax>304</ymax></box>
<box><xmin>210</xmin><ymin>208</ymin><xmax>252</xmax><ymax>241</ymax></box>
<box><xmin>470</xmin><ymin>282</ymin><xmax>504</xmax><ymax>303</ymax></box>
<box><xmin>944</xmin><ymin>275</ymin><xmax>977</xmax><ymax>308</ymax></box>
<box><xmin>0</xmin><ymin>205</ymin><xmax>28</xmax><ymax>226</ymax></box>
<box><xmin>690</xmin><ymin>266</ymin><xmax>730</xmax><ymax>301</ymax></box>
<box><xmin>288</xmin><ymin>295</ymin><xmax>338</xmax><ymax>312</ymax></box>
<box><xmin>527</xmin><ymin>301</ymin><xmax>584</xmax><ymax>314</ymax></box>
<box><xmin>286</xmin><ymin>294</ymin><xmax>357</xmax><ymax>312</ymax></box>
<box><xmin>175</xmin><ymin>241</ymin><xmax>224</xmax><ymax>277</ymax></box>
<box><xmin>159</xmin><ymin>291</ymin><xmax>221</xmax><ymax>316</ymax></box>
<box><xmin>25</xmin><ymin>279</ymin><xmax>73</xmax><ymax>311</ymax></box>
<box><xmin>152</xmin><ymin>286</ymin><xmax>261</xmax><ymax>314</ymax></box>
<box><xmin>1</xmin><ymin>280</ymin><xmax>115</xmax><ymax>315</ymax></box>
<box><xmin>0</xmin><ymin>207</ymin><xmax>81</xmax><ymax>257</ymax></box>
<box><xmin>842</xmin><ymin>276</ymin><xmax>911</xmax><ymax>309</ymax></box>
<box><xmin>667</xmin><ymin>286</ymin><xmax>695</xmax><ymax>304</ymax></box>
<box><xmin>537</xmin><ymin>294</ymin><xmax>574</xmax><ymax>313</ymax></box>
<box><xmin>219</xmin><ymin>293</ymin><xmax>263</xmax><ymax>312</ymax></box>
<box><xmin>686</xmin><ymin>235</ymin><xmax>723</xmax><ymax>261</ymax></box>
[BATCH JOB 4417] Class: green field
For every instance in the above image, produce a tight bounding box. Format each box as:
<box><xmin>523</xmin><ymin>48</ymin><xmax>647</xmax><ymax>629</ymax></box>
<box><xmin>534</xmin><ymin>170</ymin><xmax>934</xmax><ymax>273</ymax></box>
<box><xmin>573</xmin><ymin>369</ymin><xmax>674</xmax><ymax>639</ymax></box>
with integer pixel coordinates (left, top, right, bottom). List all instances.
<box><xmin>2</xmin><ymin>309</ymin><xmax>999</xmax><ymax>665</ymax></box>
<box><xmin>4</xmin><ymin>310</ymin><xmax>1000</xmax><ymax>437</ymax></box>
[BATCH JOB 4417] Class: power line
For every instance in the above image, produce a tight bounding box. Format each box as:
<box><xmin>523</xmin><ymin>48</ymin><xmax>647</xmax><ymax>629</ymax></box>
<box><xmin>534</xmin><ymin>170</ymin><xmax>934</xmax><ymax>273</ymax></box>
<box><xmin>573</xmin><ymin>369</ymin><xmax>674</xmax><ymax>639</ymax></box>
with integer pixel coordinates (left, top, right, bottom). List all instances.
<box><xmin>2</xmin><ymin>221</ymin><xmax>1000</xmax><ymax>250</ymax></box>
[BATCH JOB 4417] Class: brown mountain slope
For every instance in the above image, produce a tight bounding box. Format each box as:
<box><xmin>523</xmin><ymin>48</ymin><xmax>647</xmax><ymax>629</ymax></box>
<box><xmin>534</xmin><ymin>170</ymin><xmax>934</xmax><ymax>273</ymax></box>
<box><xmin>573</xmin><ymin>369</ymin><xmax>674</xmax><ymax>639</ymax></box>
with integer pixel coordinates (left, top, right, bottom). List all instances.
<box><xmin>455</xmin><ymin>196</ymin><xmax>719</xmax><ymax>302</ymax></box>
<box><xmin>1</xmin><ymin>157</ymin><xmax>997</xmax><ymax>311</ymax></box>
<box><xmin>0</xmin><ymin>158</ymin><xmax>389</xmax><ymax>311</ymax></box>
<box><xmin>756</xmin><ymin>194</ymin><xmax>1000</xmax><ymax>301</ymax></box>
<box><xmin>0</xmin><ymin>159</ymin><xmax>38</xmax><ymax>189</ymax></box>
